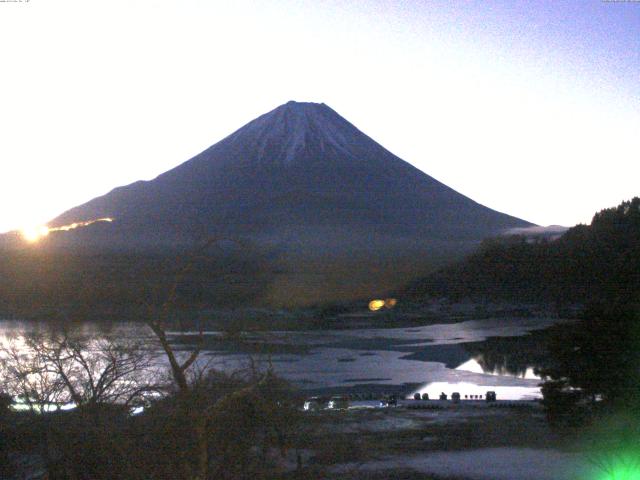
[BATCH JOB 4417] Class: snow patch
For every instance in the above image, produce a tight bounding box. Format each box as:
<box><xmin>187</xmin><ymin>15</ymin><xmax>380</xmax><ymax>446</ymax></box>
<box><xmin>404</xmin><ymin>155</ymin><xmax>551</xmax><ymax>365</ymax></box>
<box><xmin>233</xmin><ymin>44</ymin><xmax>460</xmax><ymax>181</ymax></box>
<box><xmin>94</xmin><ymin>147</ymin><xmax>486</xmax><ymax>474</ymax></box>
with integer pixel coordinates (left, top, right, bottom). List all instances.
<box><xmin>227</xmin><ymin>101</ymin><xmax>358</xmax><ymax>164</ymax></box>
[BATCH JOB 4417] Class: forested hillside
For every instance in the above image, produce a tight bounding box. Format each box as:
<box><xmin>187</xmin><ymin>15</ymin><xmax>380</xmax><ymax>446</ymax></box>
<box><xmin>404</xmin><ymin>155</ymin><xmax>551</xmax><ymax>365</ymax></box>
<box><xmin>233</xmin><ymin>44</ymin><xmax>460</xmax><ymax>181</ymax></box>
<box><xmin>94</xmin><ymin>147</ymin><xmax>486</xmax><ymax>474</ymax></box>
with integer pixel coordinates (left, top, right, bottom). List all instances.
<box><xmin>405</xmin><ymin>197</ymin><xmax>640</xmax><ymax>306</ymax></box>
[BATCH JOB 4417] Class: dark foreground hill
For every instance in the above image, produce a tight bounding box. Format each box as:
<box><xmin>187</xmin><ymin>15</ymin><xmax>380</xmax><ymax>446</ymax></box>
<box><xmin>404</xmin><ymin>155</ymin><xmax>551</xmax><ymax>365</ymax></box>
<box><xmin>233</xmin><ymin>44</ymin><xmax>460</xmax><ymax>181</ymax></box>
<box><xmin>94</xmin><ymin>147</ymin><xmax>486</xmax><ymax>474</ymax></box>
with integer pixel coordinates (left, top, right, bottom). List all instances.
<box><xmin>1</xmin><ymin>102</ymin><xmax>532</xmax><ymax>312</ymax></box>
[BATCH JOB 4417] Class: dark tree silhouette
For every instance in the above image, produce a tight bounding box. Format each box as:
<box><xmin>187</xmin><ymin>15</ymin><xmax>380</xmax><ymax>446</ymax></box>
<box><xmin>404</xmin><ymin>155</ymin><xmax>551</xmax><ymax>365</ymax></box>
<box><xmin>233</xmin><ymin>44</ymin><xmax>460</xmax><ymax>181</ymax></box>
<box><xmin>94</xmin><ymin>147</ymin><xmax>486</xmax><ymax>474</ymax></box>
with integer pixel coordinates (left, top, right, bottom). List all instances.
<box><xmin>537</xmin><ymin>303</ymin><xmax>640</xmax><ymax>427</ymax></box>
<box><xmin>407</xmin><ymin>197</ymin><xmax>640</xmax><ymax>307</ymax></box>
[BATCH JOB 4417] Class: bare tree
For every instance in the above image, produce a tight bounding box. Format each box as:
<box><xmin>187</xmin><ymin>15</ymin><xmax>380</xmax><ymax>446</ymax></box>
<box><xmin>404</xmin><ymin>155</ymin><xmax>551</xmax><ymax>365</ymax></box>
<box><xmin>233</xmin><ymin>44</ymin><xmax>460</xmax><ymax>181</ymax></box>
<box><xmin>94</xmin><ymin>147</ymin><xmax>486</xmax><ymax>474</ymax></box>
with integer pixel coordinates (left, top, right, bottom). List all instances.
<box><xmin>143</xmin><ymin>240</ymin><xmax>224</xmax><ymax>394</ymax></box>
<box><xmin>0</xmin><ymin>335</ymin><xmax>67</xmax><ymax>413</ymax></box>
<box><xmin>0</xmin><ymin>329</ymin><xmax>160</xmax><ymax>412</ymax></box>
<box><xmin>140</xmin><ymin>237</ymin><xmax>303</xmax><ymax>480</ymax></box>
<box><xmin>0</xmin><ymin>328</ymin><xmax>164</xmax><ymax>477</ymax></box>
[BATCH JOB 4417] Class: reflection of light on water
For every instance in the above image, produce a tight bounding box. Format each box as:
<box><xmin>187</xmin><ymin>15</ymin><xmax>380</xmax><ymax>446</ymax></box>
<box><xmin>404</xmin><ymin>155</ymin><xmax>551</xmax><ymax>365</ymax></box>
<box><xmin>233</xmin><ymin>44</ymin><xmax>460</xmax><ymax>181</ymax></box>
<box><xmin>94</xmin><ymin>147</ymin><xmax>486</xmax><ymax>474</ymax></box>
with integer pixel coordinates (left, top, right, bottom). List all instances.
<box><xmin>410</xmin><ymin>381</ymin><xmax>541</xmax><ymax>401</ymax></box>
<box><xmin>20</xmin><ymin>217</ymin><xmax>114</xmax><ymax>243</ymax></box>
<box><xmin>455</xmin><ymin>358</ymin><xmax>540</xmax><ymax>380</ymax></box>
<box><xmin>12</xmin><ymin>401</ymin><xmax>75</xmax><ymax>412</ymax></box>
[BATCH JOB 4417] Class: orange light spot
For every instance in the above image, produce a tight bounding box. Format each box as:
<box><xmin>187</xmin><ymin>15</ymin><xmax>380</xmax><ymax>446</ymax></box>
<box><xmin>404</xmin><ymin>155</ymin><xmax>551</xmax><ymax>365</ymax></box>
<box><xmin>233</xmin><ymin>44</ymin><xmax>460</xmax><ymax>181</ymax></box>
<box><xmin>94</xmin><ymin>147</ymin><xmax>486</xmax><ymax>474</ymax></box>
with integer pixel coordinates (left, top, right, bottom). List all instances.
<box><xmin>368</xmin><ymin>299</ymin><xmax>385</xmax><ymax>311</ymax></box>
<box><xmin>384</xmin><ymin>298</ymin><xmax>397</xmax><ymax>309</ymax></box>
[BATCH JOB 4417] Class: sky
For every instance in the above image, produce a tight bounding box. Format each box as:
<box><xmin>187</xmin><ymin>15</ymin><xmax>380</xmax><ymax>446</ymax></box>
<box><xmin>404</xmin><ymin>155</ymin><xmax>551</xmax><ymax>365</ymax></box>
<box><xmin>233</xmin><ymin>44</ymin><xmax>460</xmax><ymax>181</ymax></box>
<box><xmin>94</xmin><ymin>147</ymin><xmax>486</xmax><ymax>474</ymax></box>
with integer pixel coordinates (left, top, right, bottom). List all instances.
<box><xmin>0</xmin><ymin>0</ymin><xmax>638</xmax><ymax>233</ymax></box>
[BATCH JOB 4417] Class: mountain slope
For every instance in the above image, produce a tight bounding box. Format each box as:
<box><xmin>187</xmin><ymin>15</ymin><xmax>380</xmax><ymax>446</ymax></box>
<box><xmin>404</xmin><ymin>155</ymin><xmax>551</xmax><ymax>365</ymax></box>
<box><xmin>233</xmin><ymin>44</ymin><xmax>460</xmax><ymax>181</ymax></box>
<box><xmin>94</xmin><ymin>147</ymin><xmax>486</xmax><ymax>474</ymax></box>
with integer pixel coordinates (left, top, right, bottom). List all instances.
<box><xmin>50</xmin><ymin>101</ymin><xmax>531</xmax><ymax>247</ymax></box>
<box><xmin>2</xmin><ymin>101</ymin><xmax>535</xmax><ymax>307</ymax></box>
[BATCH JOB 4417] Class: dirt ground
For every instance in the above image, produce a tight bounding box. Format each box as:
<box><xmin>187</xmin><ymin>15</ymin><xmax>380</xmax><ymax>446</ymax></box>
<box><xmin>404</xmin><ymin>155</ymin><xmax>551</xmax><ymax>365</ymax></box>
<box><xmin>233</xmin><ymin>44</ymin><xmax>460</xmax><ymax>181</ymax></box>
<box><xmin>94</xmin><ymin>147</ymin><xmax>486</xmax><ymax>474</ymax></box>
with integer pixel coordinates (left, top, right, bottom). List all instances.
<box><xmin>288</xmin><ymin>404</ymin><xmax>590</xmax><ymax>480</ymax></box>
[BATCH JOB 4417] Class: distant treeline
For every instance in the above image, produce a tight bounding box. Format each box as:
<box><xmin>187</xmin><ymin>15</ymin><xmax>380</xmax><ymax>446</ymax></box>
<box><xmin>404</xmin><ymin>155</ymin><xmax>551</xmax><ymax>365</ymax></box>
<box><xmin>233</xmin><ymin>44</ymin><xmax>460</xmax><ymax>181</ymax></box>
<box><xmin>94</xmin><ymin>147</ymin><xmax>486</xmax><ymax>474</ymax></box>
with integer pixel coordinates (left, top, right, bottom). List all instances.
<box><xmin>404</xmin><ymin>197</ymin><xmax>640</xmax><ymax>305</ymax></box>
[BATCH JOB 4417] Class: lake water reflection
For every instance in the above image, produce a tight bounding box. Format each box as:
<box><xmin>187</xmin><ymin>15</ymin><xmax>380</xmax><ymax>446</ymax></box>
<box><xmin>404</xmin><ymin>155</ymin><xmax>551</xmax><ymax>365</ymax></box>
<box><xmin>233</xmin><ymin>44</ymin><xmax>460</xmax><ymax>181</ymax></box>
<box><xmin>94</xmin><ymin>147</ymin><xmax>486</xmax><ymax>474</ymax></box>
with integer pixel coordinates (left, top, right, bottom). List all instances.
<box><xmin>0</xmin><ymin>316</ymin><xmax>561</xmax><ymax>400</ymax></box>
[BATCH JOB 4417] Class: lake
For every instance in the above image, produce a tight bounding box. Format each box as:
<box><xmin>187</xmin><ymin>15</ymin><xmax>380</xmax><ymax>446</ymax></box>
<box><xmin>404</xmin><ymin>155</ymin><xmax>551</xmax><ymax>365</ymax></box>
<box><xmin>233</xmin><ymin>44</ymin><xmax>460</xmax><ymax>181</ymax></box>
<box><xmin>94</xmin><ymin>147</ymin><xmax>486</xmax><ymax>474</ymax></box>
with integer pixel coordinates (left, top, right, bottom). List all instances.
<box><xmin>0</xmin><ymin>315</ymin><xmax>562</xmax><ymax>401</ymax></box>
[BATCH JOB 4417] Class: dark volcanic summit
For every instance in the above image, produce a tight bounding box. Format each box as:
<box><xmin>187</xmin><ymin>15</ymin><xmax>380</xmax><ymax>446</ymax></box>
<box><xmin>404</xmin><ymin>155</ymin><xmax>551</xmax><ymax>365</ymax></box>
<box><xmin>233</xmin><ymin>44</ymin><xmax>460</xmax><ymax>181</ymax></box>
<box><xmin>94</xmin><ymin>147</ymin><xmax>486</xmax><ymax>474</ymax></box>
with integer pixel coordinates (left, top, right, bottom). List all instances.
<box><xmin>51</xmin><ymin>101</ymin><xmax>531</xmax><ymax>247</ymax></box>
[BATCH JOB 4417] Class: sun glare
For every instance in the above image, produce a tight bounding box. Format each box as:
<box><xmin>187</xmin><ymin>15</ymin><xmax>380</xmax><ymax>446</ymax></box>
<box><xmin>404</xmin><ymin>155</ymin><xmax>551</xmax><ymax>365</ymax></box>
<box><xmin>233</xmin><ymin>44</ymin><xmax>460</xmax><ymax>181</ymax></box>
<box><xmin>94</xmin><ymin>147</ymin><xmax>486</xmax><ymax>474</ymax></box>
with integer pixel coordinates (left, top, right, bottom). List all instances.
<box><xmin>21</xmin><ymin>225</ymin><xmax>50</xmax><ymax>243</ymax></box>
<box><xmin>19</xmin><ymin>217</ymin><xmax>114</xmax><ymax>243</ymax></box>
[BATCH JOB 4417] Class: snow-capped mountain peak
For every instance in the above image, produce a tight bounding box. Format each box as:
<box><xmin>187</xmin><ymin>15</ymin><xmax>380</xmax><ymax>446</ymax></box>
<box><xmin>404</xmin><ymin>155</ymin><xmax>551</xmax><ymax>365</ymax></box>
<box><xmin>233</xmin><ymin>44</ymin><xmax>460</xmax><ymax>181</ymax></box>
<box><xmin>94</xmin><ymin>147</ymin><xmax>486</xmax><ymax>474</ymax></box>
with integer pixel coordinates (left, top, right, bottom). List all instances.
<box><xmin>49</xmin><ymin>100</ymin><xmax>532</xmax><ymax>247</ymax></box>
<box><xmin>227</xmin><ymin>101</ymin><xmax>357</xmax><ymax>164</ymax></box>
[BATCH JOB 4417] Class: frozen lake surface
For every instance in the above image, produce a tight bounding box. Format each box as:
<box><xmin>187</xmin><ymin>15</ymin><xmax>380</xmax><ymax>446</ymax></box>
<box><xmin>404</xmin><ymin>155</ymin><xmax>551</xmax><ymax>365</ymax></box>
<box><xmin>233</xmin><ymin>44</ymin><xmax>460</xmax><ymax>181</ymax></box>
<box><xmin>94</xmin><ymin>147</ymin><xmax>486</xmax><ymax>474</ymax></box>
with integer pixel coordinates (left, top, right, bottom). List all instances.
<box><xmin>0</xmin><ymin>316</ymin><xmax>563</xmax><ymax>399</ymax></box>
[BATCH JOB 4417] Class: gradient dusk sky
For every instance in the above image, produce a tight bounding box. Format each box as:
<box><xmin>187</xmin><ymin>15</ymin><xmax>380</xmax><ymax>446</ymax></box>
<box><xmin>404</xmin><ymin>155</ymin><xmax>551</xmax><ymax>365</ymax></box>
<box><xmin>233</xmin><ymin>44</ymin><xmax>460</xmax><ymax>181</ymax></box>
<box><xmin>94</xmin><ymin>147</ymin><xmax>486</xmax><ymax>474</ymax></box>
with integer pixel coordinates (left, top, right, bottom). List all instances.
<box><xmin>1</xmin><ymin>0</ymin><xmax>638</xmax><ymax>233</ymax></box>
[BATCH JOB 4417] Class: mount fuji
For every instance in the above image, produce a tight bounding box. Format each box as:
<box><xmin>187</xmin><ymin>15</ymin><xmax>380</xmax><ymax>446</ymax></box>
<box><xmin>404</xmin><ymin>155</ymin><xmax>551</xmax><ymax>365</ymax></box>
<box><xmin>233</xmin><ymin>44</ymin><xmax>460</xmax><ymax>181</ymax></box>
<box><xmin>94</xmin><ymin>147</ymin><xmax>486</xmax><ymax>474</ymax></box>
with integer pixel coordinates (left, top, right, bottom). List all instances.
<box><xmin>50</xmin><ymin>101</ymin><xmax>531</xmax><ymax>247</ymax></box>
<box><xmin>11</xmin><ymin>101</ymin><xmax>532</xmax><ymax>305</ymax></box>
